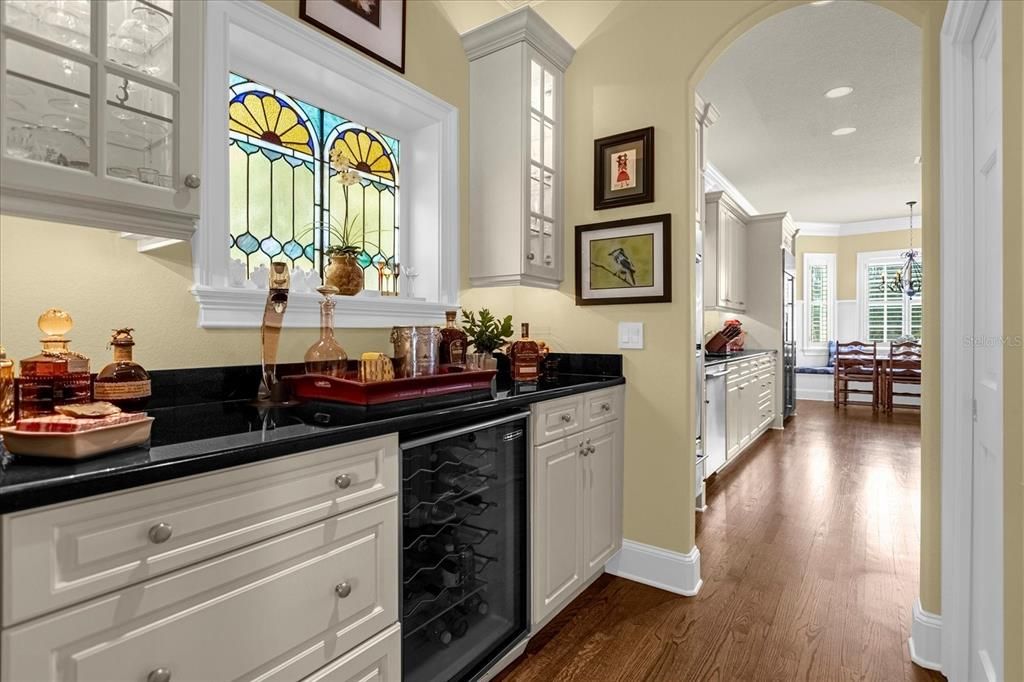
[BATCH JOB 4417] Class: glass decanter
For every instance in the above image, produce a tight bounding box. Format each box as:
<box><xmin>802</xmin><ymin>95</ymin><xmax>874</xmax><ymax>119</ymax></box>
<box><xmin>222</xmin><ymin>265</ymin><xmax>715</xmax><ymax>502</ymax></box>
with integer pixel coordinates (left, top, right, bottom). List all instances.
<box><xmin>304</xmin><ymin>286</ymin><xmax>348</xmax><ymax>377</ymax></box>
<box><xmin>94</xmin><ymin>328</ymin><xmax>151</xmax><ymax>411</ymax></box>
<box><xmin>17</xmin><ymin>308</ymin><xmax>91</xmax><ymax>418</ymax></box>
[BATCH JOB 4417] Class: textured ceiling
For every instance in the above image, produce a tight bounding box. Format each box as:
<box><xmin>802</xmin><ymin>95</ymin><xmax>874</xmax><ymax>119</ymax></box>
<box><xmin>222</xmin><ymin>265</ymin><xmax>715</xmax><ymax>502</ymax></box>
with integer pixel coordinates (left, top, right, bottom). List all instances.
<box><xmin>697</xmin><ymin>1</ymin><xmax>921</xmax><ymax>223</ymax></box>
<box><xmin>435</xmin><ymin>0</ymin><xmax>621</xmax><ymax>48</ymax></box>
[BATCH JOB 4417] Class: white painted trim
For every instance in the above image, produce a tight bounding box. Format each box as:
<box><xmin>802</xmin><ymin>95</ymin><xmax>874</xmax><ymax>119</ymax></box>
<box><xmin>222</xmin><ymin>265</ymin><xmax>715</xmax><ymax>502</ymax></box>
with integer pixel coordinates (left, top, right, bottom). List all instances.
<box><xmin>704</xmin><ymin>163</ymin><xmax>758</xmax><ymax>216</ymax></box>
<box><xmin>195</xmin><ymin>0</ymin><xmax>460</xmax><ymax>328</ymax></box>
<box><xmin>940</xmin><ymin>2</ymin><xmax>995</xmax><ymax>679</ymax></box>
<box><xmin>796</xmin><ymin>386</ymin><xmax>833</xmax><ymax>402</ymax></box>
<box><xmin>605</xmin><ymin>540</ymin><xmax>702</xmax><ymax>597</ymax></box>
<box><xmin>908</xmin><ymin>598</ymin><xmax>943</xmax><ymax>672</ymax></box>
<box><xmin>795</xmin><ymin>215</ymin><xmax>922</xmax><ymax>237</ymax></box>
<box><xmin>461</xmin><ymin>6</ymin><xmax>574</xmax><ymax>71</ymax></box>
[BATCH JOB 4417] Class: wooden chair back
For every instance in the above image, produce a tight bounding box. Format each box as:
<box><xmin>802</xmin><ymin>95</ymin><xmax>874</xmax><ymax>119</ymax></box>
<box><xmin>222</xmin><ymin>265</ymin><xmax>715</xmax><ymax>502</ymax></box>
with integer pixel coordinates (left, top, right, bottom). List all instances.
<box><xmin>835</xmin><ymin>341</ymin><xmax>877</xmax><ymax>374</ymax></box>
<box><xmin>890</xmin><ymin>341</ymin><xmax>922</xmax><ymax>360</ymax></box>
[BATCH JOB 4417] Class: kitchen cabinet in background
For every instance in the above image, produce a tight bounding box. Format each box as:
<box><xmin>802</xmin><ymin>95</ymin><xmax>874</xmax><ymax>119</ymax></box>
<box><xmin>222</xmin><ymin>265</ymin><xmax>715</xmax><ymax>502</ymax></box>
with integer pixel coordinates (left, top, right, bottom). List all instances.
<box><xmin>704</xmin><ymin>191</ymin><xmax>749</xmax><ymax>312</ymax></box>
<box><xmin>715</xmin><ymin>353</ymin><xmax>777</xmax><ymax>472</ymax></box>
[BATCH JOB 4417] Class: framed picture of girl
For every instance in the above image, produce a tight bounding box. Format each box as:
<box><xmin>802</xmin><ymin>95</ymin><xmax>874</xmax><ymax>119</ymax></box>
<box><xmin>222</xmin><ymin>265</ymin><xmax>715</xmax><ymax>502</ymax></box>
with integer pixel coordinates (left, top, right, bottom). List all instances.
<box><xmin>593</xmin><ymin>127</ymin><xmax>654</xmax><ymax>210</ymax></box>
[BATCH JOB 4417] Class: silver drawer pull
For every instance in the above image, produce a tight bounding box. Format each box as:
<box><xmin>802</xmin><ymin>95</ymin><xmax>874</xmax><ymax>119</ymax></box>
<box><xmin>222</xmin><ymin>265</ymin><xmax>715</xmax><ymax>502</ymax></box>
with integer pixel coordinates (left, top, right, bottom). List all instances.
<box><xmin>527</xmin><ymin>252</ymin><xmax>536</xmax><ymax>261</ymax></box>
<box><xmin>560</xmin><ymin>414</ymin><xmax>571</xmax><ymax>423</ymax></box>
<box><xmin>587</xmin><ymin>445</ymin><xmax>596</xmax><ymax>454</ymax></box>
<box><xmin>184</xmin><ymin>173</ymin><xmax>200</xmax><ymax>189</ymax></box>
<box><xmin>334</xmin><ymin>474</ymin><xmax>352</xmax><ymax>489</ymax></box>
<box><xmin>148</xmin><ymin>523</ymin><xmax>173</xmax><ymax>544</ymax></box>
<box><xmin>147</xmin><ymin>668</ymin><xmax>171</xmax><ymax>682</ymax></box>
<box><xmin>335</xmin><ymin>581</ymin><xmax>352</xmax><ymax>598</ymax></box>
<box><xmin>600</xmin><ymin>403</ymin><xmax>611</xmax><ymax>412</ymax></box>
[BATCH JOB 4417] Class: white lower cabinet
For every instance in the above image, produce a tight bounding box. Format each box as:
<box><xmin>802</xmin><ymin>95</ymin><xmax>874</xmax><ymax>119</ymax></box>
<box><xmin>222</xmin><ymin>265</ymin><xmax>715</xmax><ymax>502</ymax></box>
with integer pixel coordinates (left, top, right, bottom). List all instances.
<box><xmin>0</xmin><ymin>435</ymin><xmax>401</xmax><ymax>682</ymax></box>
<box><xmin>723</xmin><ymin>354</ymin><xmax>776</xmax><ymax>467</ymax></box>
<box><xmin>531</xmin><ymin>387</ymin><xmax>624</xmax><ymax>628</ymax></box>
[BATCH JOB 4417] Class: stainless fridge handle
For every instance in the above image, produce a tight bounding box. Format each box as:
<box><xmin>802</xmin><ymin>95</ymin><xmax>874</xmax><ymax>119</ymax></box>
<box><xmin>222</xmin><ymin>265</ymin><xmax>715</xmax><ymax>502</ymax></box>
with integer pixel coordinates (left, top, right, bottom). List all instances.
<box><xmin>705</xmin><ymin>370</ymin><xmax>728</xmax><ymax>378</ymax></box>
<box><xmin>401</xmin><ymin>411</ymin><xmax>531</xmax><ymax>450</ymax></box>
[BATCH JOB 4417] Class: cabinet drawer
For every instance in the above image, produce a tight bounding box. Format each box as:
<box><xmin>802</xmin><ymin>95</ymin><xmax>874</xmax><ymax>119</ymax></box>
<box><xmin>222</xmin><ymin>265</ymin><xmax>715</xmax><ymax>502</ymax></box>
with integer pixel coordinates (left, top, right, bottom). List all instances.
<box><xmin>532</xmin><ymin>395</ymin><xmax>584</xmax><ymax>446</ymax></box>
<box><xmin>2</xmin><ymin>434</ymin><xmax>398</xmax><ymax>626</ymax></box>
<box><xmin>300</xmin><ymin>623</ymin><xmax>400</xmax><ymax>682</ymax></box>
<box><xmin>1</xmin><ymin>497</ymin><xmax>399</xmax><ymax>682</ymax></box>
<box><xmin>583</xmin><ymin>386</ymin><xmax>622</xmax><ymax>428</ymax></box>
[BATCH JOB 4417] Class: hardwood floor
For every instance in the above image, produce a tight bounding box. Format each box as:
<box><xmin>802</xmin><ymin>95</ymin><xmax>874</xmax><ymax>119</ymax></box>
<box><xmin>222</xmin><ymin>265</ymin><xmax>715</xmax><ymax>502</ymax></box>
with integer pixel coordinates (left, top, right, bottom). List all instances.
<box><xmin>498</xmin><ymin>400</ymin><xmax>944</xmax><ymax>681</ymax></box>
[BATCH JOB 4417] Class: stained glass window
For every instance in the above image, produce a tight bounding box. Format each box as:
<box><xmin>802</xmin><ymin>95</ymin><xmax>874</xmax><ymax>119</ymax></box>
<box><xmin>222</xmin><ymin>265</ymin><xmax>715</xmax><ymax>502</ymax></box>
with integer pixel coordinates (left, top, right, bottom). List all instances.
<box><xmin>228</xmin><ymin>73</ymin><xmax>400</xmax><ymax>291</ymax></box>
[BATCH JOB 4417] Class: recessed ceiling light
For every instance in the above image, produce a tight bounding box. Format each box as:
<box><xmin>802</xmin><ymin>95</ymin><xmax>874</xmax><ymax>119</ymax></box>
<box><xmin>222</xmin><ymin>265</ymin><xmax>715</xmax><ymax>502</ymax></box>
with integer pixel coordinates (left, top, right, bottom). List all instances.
<box><xmin>810</xmin><ymin>0</ymin><xmax>835</xmax><ymax>5</ymax></box>
<box><xmin>825</xmin><ymin>86</ymin><xmax>853</xmax><ymax>98</ymax></box>
<box><xmin>832</xmin><ymin>127</ymin><xmax>856</xmax><ymax>136</ymax></box>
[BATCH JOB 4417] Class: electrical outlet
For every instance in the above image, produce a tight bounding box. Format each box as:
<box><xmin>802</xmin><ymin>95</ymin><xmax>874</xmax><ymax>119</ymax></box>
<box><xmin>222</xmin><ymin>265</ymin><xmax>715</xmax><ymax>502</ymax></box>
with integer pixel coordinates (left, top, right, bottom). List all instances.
<box><xmin>618</xmin><ymin>322</ymin><xmax>644</xmax><ymax>350</ymax></box>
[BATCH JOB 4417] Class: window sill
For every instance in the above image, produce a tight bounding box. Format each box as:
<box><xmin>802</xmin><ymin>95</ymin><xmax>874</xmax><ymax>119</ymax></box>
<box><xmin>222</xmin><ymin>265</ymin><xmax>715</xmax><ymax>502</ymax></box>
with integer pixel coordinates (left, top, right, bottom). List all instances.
<box><xmin>191</xmin><ymin>286</ymin><xmax>452</xmax><ymax>329</ymax></box>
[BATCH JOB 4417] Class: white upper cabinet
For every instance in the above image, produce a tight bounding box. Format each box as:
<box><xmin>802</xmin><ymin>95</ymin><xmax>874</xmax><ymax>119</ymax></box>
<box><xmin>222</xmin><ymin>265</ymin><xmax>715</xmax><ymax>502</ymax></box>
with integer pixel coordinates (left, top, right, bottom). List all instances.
<box><xmin>0</xmin><ymin>0</ymin><xmax>202</xmax><ymax>240</ymax></box>
<box><xmin>704</xmin><ymin>190</ymin><xmax>749</xmax><ymax>312</ymax></box>
<box><xmin>463</xmin><ymin>8</ymin><xmax>574</xmax><ymax>289</ymax></box>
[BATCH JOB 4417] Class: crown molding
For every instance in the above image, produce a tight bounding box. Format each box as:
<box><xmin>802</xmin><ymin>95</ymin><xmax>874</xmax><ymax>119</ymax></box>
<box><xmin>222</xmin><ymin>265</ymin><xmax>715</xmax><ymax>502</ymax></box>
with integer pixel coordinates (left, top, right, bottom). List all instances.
<box><xmin>795</xmin><ymin>215</ymin><xmax>922</xmax><ymax>237</ymax></box>
<box><xmin>461</xmin><ymin>6</ymin><xmax>575</xmax><ymax>71</ymax></box>
<box><xmin>695</xmin><ymin>92</ymin><xmax>721</xmax><ymax>126</ymax></box>
<box><xmin>704</xmin><ymin>163</ymin><xmax>758</xmax><ymax>216</ymax></box>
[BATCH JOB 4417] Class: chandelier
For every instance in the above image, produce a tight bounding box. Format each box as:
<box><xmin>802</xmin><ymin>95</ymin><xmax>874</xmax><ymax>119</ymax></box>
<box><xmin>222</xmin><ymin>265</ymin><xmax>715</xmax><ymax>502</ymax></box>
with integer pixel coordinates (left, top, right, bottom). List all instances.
<box><xmin>886</xmin><ymin>200</ymin><xmax>922</xmax><ymax>298</ymax></box>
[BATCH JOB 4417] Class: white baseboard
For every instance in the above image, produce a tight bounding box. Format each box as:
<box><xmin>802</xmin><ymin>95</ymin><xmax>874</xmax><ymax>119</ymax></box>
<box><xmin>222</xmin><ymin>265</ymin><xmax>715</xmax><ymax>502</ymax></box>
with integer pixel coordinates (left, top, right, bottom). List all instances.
<box><xmin>605</xmin><ymin>540</ymin><xmax>702</xmax><ymax>596</ymax></box>
<box><xmin>796</xmin><ymin>387</ymin><xmax>833</xmax><ymax>401</ymax></box>
<box><xmin>908</xmin><ymin>598</ymin><xmax>942</xmax><ymax>672</ymax></box>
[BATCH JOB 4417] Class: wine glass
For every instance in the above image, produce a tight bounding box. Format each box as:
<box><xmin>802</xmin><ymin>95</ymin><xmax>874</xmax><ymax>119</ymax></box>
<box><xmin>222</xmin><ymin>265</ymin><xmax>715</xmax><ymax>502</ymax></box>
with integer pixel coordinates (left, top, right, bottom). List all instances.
<box><xmin>402</xmin><ymin>266</ymin><xmax>419</xmax><ymax>299</ymax></box>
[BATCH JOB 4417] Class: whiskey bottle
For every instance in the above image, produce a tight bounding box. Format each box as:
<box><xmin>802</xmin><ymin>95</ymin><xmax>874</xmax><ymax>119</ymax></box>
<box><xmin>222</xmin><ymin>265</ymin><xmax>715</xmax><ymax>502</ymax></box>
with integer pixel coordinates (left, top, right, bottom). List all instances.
<box><xmin>439</xmin><ymin>310</ymin><xmax>468</xmax><ymax>366</ymax></box>
<box><xmin>17</xmin><ymin>309</ymin><xmax>91</xmax><ymax>418</ymax></box>
<box><xmin>94</xmin><ymin>329</ymin><xmax>151</xmax><ymax>411</ymax></box>
<box><xmin>0</xmin><ymin>346</ymin><xmax>13</xmax><ymax>429</ymax></box>
<box><xmin>426</xmin><ymin>620</ymin><xmax>453</xmax><ymax>647</ymax></box>
<box><xmin>509</xmin><ymin>323</ymin><xmax>540</xmax><ymax>382</ymax></box>
<box><xmin>459</xmin><ymin>593</ymin><xmax>490</xmax><ymax>617</ymax></box>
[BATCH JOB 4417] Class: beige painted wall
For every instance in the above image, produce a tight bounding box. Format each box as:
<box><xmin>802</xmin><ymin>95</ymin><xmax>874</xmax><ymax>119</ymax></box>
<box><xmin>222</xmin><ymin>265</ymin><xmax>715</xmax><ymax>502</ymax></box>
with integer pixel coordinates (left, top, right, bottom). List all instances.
<box><xmin>794</xmin><ymin>229</ymin><xmax>920</xmax><ymax>301</ymax></box>
<box><xmin>1002</xmin><ymin>2</ymin><xmax>1024</xmax><ymax>679</ymax></box>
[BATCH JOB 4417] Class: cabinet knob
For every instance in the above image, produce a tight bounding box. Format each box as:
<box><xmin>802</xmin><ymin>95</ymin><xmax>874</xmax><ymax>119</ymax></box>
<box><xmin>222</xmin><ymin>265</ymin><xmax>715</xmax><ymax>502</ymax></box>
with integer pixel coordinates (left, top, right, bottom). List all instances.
<box><xmin>335</xmin><ymin>581</ymin><xmax>352</xmax><ymax>598</ymax></box>
<box><xmin>600</xmin><ymin>403</ymin><xmax>611</xmax><ymax>412</ymax></box>
<box><xmin>148</xmin><ymin>522</ymin><xmax>173</xmax><ymax>544</ymax></box>
<box><xmin>147</xmin><ymin>669</ymin><xmax>171</xmax><ymax>682</ymax></box>
<box><xmin>527</xmin><ymin>252</ymin><xmax>536</xmax><ymax>261</ymax></box>
<box><xmin>587</xmin><ymin>445</ymin><xmax>596</xmax><ymax>454</ymax></box>
<box><xmin>184</xmin><ymin>174</ymin><xmax>201</xmax><ymax>189</ymax></box>
<box><xmin>560</xmin><ymin>413</ymin><xmax>571</xmax><ymax>423</ymax></box>
<box><xmin>544</xmin><ymin>255</ymin><xmax>553</xmax><ymax>265</ymax></box>
<box><xmin>334</xmin><ymin>473</ymin><xmax>352</xmax><ymax>489</ymax></box>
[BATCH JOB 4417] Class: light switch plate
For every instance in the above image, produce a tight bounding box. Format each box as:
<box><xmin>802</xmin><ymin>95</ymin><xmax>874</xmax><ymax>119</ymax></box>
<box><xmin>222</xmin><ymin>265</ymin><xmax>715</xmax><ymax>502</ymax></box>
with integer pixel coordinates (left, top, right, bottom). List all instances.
<box><xmin>618</xmin><ymin>322</ymin><xmax>644</xmax><ymax>350</ymax></box>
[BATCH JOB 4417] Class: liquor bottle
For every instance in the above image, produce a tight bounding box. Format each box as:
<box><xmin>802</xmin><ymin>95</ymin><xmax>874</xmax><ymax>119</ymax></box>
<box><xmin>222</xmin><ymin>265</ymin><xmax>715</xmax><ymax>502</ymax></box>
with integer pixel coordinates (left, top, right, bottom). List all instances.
<box><xmin>407</xmin><ymin>500</ymin><xmax>456</xmax><ymax>528</ymax></box>
<box><xmin>17</xmin><ymin>309</ymin><xmax>91</xmax><ymax>418</ymax></box>
<box><xmin>304</xmin><ymin>286</ymin><xmax>347</xmax><ymax>377</ymax></box>
<box><xmin>459</xmin><ymin>593</ymin><xmax>490</xmax><ymax>617</ymax></box>
<box><xmin>0</xmin><ymin>346</ymin><xmax>13</xmax><ymax>429</ymax></box>
<box><xmin>426</xmin><ymin>620</ymin><xmax>453</xmax><ymax>647</ymax></box>
<box><xmin>509</xmin><ymin>323</ymin><xmax>540</xmax><ymax>382</ymax></box>
<box><xmin>439</xmin><ymin>310</ymin><xmax>468</xmax><ymax>366</ymax></box>
<box><xmin>415</xmin><ymin>533</ymin><xmax>457</xmax><ymax>556</ymax></box>
<box><xmin>94</xmin><ymin>329</ymin><xmax>151</xmax><ymax>411</ymax></box>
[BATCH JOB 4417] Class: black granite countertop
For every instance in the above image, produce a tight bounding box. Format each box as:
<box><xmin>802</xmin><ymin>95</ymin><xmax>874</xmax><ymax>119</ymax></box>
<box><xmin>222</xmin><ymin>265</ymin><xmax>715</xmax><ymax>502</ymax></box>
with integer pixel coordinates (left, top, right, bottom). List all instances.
<box><xmin>704</xmin><ymin>348</ymin><xmax>777</xmax><ymax>367</ymax></box>
<box><xmin>0</xmin><ymin>357</ymin><xmax>623</xmax><ymax>514</ymax></box>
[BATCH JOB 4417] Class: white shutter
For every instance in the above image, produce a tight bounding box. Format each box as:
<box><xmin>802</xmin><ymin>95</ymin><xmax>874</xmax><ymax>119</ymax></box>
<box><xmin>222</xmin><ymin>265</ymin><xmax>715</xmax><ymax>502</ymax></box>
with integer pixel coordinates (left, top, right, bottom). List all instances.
<box><xmin>808</xmin><ymin>263</ymin><xmax>830</xmax><ymax>344</ymax></box>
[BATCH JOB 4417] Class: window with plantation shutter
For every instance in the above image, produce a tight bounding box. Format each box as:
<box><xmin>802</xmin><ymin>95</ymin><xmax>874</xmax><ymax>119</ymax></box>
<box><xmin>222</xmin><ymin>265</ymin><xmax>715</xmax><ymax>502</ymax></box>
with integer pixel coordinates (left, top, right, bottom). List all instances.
<box><xmin>803</xmin><ymin>253</ymin><xmax>835</xmax><ymax>350</ymax></box>
<box><xmin>859</xmin><ymin>252</ymin><xmax>923</xmax><ymax>342</ymax></box>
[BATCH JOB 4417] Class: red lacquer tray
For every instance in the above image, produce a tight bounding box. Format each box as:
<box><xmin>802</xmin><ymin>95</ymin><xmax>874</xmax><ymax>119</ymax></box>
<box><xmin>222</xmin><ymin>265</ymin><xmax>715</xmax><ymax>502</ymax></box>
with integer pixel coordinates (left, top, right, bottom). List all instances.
<box><xmin>284</xmin><ymin>367</ymin><xmax>497</xmax><ymax>406</ymax></box>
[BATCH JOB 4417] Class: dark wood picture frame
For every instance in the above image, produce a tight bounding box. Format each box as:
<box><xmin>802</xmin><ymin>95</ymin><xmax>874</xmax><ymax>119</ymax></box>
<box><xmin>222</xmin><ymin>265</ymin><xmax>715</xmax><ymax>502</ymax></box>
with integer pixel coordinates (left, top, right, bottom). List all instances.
<box><xmin>575</xmin><ymin>213</ymin><xmax>672</xmax><ymax>306</ymax></box>
<box><xmin>299</xmin><ymin>0</ymin><xmax>407</xmax><ymax>74</ymax></box>
<box><xmin>593</xmin><ymin>126</ymin><xmax>655</xmax><ymax>210</ymax></box>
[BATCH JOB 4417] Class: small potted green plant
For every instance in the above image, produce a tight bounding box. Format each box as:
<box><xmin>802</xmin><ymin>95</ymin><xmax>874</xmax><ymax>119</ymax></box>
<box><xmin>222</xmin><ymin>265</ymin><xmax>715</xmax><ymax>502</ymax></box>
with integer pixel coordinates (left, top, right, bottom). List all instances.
<box><xmin>461</xmin><ymin>308</ymin><xmax>514</xmax><ymax>370</ymax></box>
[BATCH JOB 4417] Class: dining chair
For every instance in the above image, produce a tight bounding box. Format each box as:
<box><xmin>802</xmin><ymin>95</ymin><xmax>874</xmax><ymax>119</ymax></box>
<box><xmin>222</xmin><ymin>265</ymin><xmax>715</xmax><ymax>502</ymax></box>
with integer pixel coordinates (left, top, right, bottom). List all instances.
<box><xmin>834</xmin><ymin>341</ymin><xmax>879</xmax><ymax>410</ymax></box>
<box><xmin>885</xmin><ymin>341</ymin><xmax>922</xmax><ymax>413</ymax></box>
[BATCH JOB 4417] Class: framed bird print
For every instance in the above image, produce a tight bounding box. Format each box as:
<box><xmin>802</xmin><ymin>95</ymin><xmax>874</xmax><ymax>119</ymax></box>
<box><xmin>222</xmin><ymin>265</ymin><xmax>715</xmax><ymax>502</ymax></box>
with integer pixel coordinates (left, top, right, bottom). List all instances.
<box><xmin>299</xmin><ymin>0</ymin><xmax>407</xmax><ymax>73</ymax></box>
<box><xmin>575</xmin><ymin>214</ymin><xmax>672</xmax><ymax>305</ymax></box>
<box><xmin>593</xmin><ymin>127</ymin><xmax>654</xmax><ymax>210</ymax></box>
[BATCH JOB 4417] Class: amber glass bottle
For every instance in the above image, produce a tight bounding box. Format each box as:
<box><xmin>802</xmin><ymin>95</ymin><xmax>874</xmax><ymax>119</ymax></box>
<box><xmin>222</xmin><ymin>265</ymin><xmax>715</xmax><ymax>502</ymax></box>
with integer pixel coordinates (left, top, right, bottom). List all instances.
<box><xmin>94</xmin><ymin>329</ymin><xmax>152</xmax><ymax>411</ymax></box>
<box><xmin>17</xmin><ymin>309</ymin><xmax>91</xmax><ymax>418</ymax></box>
<box><xmin>439</xmin><ymin>310</ymin><xmax>468</xmax><ymax>366</ymax></box>
<box><xmin>510</xmin><ymin>323</ymin><xmax>540</xmax><ymax>382</ymax></box>
<box><xmin>0</xmin><ymin>346</ymin><xmax>14</xmax><ymax>428</ymax></box>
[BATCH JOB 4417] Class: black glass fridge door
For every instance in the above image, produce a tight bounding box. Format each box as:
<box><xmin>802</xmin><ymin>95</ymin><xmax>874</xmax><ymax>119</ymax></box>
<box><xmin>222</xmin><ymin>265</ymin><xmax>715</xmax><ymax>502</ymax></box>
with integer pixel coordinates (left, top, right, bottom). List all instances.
<box><xmin>400</xmin><ymin>414</ymin><xmax>528</xmax><ymax>682</ymax></box>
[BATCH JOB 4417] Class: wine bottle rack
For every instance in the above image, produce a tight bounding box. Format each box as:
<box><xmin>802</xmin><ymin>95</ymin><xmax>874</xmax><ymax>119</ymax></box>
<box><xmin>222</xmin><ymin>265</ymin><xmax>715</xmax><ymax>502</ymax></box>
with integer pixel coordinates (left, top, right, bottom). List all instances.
<box><xmin>404</xmin><ymin>578</ymin><xmax>489</xmax><ymax>637</ymax></box>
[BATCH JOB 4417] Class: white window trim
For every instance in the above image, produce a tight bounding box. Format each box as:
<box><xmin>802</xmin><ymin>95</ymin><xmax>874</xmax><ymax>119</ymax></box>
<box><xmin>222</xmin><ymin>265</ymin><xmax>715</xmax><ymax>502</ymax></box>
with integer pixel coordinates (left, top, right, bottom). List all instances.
<box><xmin>802</xmin><ymin>252</ymin><xmax>836</xmax><ymax>353</ymax></box>
<box><xmin>192</xmin><ymin>1</ymin><xmax>459</xmax><ymax>328</ymax></box>
<box><xmin>857</xmin><ymin>249</ymin><xmax>923</xmax><ymax>342</ymax></box>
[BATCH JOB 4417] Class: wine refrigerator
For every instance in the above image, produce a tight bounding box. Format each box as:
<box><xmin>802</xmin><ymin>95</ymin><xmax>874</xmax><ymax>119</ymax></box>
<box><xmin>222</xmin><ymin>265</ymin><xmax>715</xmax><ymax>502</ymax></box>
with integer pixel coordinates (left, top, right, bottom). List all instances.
<box><xmin>400</xmin><ymin>412</ymin><xmax>529</xmax><ymax>682</ymax></box>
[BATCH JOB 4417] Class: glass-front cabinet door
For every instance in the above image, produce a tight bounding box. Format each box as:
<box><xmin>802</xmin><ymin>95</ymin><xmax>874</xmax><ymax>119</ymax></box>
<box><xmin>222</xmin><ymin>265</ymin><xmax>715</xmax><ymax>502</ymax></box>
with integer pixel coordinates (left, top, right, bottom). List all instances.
<box><xmin>524</xmin><ymin>51</ymin><xmax>561</xmax><ymax>282</ymax></box>
<box><xmin>0</xmin><ymin>0</ymin><xmax>201</xmax><ymax>238</ymax></box>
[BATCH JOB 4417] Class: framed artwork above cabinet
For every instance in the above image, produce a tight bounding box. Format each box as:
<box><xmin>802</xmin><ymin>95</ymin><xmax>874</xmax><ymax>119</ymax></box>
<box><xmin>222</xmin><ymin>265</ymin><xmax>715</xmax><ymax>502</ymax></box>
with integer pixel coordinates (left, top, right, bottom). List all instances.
<box><xmin>0</xmin><ymin>0</ymin><xmax>202</xmax><ymax>240</ymax></box>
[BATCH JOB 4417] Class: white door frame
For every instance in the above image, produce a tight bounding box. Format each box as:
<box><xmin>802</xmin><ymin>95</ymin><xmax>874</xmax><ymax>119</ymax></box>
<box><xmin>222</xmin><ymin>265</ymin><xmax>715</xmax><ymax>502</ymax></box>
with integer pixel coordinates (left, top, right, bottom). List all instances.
<box><xmin>939</xmin><ymin>1</ymin><xmax>1002</xmax><ymax>679</ymax></box>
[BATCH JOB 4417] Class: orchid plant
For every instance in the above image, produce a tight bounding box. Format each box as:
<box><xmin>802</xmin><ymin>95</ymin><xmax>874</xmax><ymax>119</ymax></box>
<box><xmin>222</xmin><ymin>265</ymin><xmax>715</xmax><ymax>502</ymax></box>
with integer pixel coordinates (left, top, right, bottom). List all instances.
<box><xmin>321</xmin><ymin>148</ymin><xmax>365</xmax><ymax>257</ymax></box>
